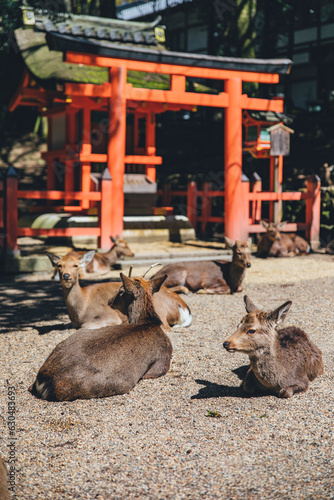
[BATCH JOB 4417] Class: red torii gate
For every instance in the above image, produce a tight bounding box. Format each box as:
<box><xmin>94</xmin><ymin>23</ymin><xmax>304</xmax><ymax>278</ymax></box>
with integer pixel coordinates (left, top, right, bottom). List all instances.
<box><xmin>52</xmin><ymin>38</ymin><xmax>289</xmax><ymax>245</ymax></box>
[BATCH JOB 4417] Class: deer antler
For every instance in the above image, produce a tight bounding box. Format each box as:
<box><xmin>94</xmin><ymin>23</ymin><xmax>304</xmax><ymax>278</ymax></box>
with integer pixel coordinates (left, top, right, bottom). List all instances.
<box><xmin>128</xmin><ymin>266</ymin><xmax>133</xmax><ymax>278</ymax></box>
<box><xmin>142</xmin><ymin>263</ymin><xmax>162</xmax><ymax>278</ymax></box>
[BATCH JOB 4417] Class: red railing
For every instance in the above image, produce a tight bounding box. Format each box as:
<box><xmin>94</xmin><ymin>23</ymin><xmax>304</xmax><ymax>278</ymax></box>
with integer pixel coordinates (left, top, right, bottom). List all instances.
<box><xmin>159</xmin><ymin>173</ymin><xmax>321</xmax><ymax>244</ymax></box>
<box><xmin>0</xmin><ymin>167</ymin><xmax>113</xmax><ymax>252</ymax></box>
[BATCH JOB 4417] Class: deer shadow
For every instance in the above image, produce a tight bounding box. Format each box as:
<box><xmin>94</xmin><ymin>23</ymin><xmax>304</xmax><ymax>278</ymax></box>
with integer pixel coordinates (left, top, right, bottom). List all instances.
<box><xmin>191</xmin><ymin>365</ymin><xmax>267</xmax><ymax>399</ymax></box>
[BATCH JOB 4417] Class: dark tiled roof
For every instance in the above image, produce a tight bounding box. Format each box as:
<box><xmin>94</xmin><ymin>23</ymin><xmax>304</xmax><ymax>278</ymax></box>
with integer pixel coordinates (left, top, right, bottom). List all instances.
<box><xmin>23</xmin><ymin>7</ymin><xmax>166</xmax><ymax>49</ymax></box>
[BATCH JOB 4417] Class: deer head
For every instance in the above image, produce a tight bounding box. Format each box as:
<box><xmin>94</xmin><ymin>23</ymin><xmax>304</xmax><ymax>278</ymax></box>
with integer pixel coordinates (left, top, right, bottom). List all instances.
<box><xmin>223</xmin><ymin>295</ymin><xmax>292</xmax><ymax>354</ymax></box>
<box><xmin>46</xmin><ymin>251</ymin><xmax>95</xmax><ymax>288</ymax></box>
<box><xmin>110</xmin><ymin>272</ymin><xmax>167</xmax><ymax>324</ymax></box>
<box><xmin>224</xmin><ymin>237</ymin><xmax>252</xmax><ymax>268</ymax></box>
<box><xmin>110</xmin><ymin>236</ymin><xmax>134</xmax><ymax>258</ymax></box>
<box><xmin>260</xmin><ymin>221</ymin><xmax>287</xmax><ymax>243</ymax></box>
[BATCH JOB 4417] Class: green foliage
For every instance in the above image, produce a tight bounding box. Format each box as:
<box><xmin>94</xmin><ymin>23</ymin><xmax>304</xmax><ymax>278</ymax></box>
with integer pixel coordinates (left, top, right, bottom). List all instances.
<box><xmin>320</xmin><ymin>187</ymin><xmax>334</xmax><ymax>243</ymax></box>
<box><xmin>206</xmin><ymin>410</ymin><xmax>222</xmax><ymax>418</ymax></box>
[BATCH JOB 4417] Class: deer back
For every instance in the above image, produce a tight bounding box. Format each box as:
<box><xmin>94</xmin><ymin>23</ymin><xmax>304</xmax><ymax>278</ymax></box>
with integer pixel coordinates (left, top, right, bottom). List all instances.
<box><xmin>0</xmin><ymin>458</ymin><xmax>9</xmax><ymax>500</ymax></box>
<box><xmin>29</xmin><ymin>273</ymin><xmax>173</xmax><ymax>401</ymax></box>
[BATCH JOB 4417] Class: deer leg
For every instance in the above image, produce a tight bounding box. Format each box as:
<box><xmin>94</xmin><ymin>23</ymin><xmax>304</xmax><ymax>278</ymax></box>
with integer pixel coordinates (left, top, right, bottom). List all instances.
<box><xmin>169</xmin><ymin>285</ymin><xmax>190</xmax><ymax>294</ymax></box>
<box><xmin>142</xmin><ymin>356</ymin><xmax>171</xmax><ymax>379</ymax></box>
<box><xmin>243</xmin><ymin>367</ymin><xmax>257</xmax><ymax>394</ymax></box>
<box><xmin>278</xmin><ymin>379</ymin><xmax>309</xmax><ymax>398</ymax></box>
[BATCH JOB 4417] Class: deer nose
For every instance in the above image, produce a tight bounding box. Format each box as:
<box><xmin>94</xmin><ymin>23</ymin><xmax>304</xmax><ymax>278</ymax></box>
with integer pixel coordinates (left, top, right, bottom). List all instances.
<box><xmin>277</xmin><ymin>236</ymin><xmax>281</xmax><ymax>241</ymax></box>
<box><xmin>63</xmin><ymin>273</ymin><xmax>71</xmax><ymax>280</ymax></box>
<box><xmin>247</xmin><ymin>263</ymin><xmax>251</xmax><ymax>268</ymax></box>
<box><xmin>223</xmin><ymin>341</ymin><xmax>230</xmax><ymax>350</ymax></box>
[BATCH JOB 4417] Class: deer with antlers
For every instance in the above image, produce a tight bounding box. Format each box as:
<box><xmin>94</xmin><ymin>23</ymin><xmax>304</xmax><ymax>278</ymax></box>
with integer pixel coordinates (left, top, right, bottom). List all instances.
<box><xmin>46</xmin><ymin>252</ymin><xmax>192</xmax><ymax>331</ymax></box>
<box><xmin>223</xmin><ymin>296</ymin><xmax>323</xmax><ymax>398</ymax></box>
<box><xmin>29</xmin><ymin>273</ymin><xmax>173</xmax><ymax>401</ymax></box>
<box><xmin>257</xmin><ymin>221</ymin><xmax>310</xmax><ymax>258</ymax></box>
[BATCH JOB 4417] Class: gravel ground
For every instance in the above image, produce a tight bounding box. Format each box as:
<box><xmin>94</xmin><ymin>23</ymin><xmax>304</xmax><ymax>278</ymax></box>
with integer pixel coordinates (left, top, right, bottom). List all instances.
<box><xmin>0</xmin><ymin>253</ymin><xmax>333</xmax><ymax>499</ymax></box>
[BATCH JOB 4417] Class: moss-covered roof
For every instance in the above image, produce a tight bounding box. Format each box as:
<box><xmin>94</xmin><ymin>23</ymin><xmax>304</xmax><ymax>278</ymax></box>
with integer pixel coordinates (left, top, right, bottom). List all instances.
<box><xmin>14</xmin><ymin>27</ymin><xmax>216</xmax><ymax>93</ymax></box>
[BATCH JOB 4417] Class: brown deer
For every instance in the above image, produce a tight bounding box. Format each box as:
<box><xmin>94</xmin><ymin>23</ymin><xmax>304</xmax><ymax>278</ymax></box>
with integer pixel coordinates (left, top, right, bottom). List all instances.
<box><xmin>325</xmin><ymin>239</ymin><xmax>334</xmax><ymax>254</ymax></box>
<box><xmin>223</xmin><ymin>296</ymin><xmax>323</xmax><ymax>398</ymax></box>
<box><xmin>0</xmin><ymin>458</ymin><xmax>9</xmax><ymax>500</ymax></box>
<box><xmin>52</xmin><ymin>236</ymin><xmax>134</xmax><ymax>279</ymax></box>
<box><xmin>150</xmin><ymin>238</ymin><xmax>251</xmax><ymax>294</ymax></box>
<box><xmin>257</xmin><ymin>220</ymin><xmax>310</xmax><ymax>258</ymax></box>
<box><xmin>46</xmin><ymin>251</ymin><xmax>192</xmax><ymax>331</ymax></box>
<box><xmin>29</xmin><ymin>273</ymin><xmax>173</xmax><ymax>401</ymax></box>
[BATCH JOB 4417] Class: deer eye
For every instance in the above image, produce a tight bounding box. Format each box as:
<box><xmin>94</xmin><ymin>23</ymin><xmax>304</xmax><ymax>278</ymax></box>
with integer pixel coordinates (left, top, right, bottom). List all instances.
<box><xmin>73</xmin><ymin>265</ymin><xmax>78</xmax><ymax>268</ymax></box>
<box><xmin>247</xmin><ymin>329</ymin><xmax>256</xmax><ymax>334</ymax></box>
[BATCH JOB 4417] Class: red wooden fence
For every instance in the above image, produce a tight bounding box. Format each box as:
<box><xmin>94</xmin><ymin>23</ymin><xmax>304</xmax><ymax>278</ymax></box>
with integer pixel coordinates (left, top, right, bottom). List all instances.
<box><xmin>0</xmin><ymin>166</ymin><xmax>113</xmax><ymax>252</ymax></box>
<box><xmin>159</xmin><ymin>173</ymin><xmax>321</xmax><ymax>245</ymax></box>
<box><xmin>0</xmin><ymin>168</ymin><xmax>321</xmax><ymax>253</ymax></box>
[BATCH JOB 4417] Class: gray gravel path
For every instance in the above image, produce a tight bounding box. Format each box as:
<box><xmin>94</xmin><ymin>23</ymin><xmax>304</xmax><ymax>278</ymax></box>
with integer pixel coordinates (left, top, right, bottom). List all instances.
<box><xmin>0</xmin><ymin>254</ymin><xmax>333</xmax><ymax>499</ymax></box>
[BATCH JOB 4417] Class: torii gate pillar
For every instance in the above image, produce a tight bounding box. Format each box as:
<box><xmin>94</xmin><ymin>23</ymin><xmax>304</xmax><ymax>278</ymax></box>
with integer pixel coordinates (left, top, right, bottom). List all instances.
<box><xmin>224</xmin><ymin>78</ymin><xmax>248</xmax><ymax>241</ymax></box>
<box><xmin>107</xmin><ymin>66</ymin><xmax>127</xmax><ymax>239</ymax></box>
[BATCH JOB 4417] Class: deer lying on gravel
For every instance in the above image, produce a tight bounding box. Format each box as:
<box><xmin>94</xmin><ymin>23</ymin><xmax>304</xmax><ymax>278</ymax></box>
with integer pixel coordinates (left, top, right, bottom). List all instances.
<box><xmin>257</xmin><ymin>220</ymin><xmax>310</xmax><ymax>258</ymax></box>
<box><xmin>46</xmin><ymin>251</ymin><xmax>192</xmax><ymax>330</ymax></box>
<box><xmin>223</xmin><ymin>296</ymin><xmax>323</xmax><ymax>398</ymax></box>
<box><xmin>52</xmin><ymin>236</ymin><xmax>134</xmax><ymax>279</ymax></box>
<box><xmin>29</xmin><ymin>273</ymin><xmax>173</xmax><ymax>401</ymax></box>
<box><xmin>0</xmin><ymin>458</ymin><xmax>9</xmax><ymax>500</ymax></box>
<box><xmin>150</xmin><ymin>238</ymin><xmax>251</xmax><ymax>294</ymax></box>
<box><xmin>325</xmin><ymin>240</ymin><xmax>334</xmax><ymax>254</ymax></box>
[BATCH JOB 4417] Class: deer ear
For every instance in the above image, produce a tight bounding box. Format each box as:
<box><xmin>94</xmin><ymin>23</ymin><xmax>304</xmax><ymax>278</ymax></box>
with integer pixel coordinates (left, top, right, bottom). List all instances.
<box><xmin>46</xmin><ymin>252</ymin><xmax>61</xmax><ymax>267</ymax></box>
<box><xmin>244</xmin><ymin>295</ymin><xmax>258</xmax><ymax>313</ymax></box>
<box><xmin>150</xmin><ymin>274</ymin><xmax>167</xmax><ymax>294</ymax></box>
<box><xmin>78</xmin><ymin>251</ymin><xmax>95</xmax><ymax>267</ymax></box>
<box><xmin>268</xmin><ymin>301</ymin><xmax>292</xmax><ymax>325</ymax></box>
<box><xmin>120</xmin><ymin>273</ymin><xmax>136</xmax><ymax>293</ymax></box>
<box><xmin>278</xmin><ymin>221</ymin><xmax>287</xmax><ymax>229</ymax></box>
<box><xmin>260</xmin><ymin>220</ymin><xmax>269</xmax><ymax>230</ymax></box>
<box><xmin>224</xmin><ymin>236</ymin><xmax>235</xmax><ymax>248</ymax></box>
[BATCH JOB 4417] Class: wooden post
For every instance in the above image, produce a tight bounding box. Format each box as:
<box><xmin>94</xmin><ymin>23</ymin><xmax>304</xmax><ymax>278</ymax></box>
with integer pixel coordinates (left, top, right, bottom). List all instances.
<box><xmin>162</xmin><ymin>183</ymin><xmax>171</xmax><ymax>206</ymax></box>
<box><xmin>224</xmin><ymin>78</ymin><xmax>243</xmax><ymax>240</ymax></box>
<box><xmin>187</xmin><ymin>181</ymin><xmax>197</xmax><ymax>230</ymax></box>
<box><xmin>107</xmin><ymin>66</ymin><xmax>127</xmax><ymax>237</ymax></box>
<box><xmin>65</xmin><ymin>111</ymin><xmax>76</xmax><ymax>205</ymax></box>
<box><xmin>201</xmin><ymin>182</ymin><xmax>212</xmax><ymax>234</ymax></box>
<box><xmin>99</xmin><ymin>168</ymin><xmax>113</xmax><ymax>250</ymax></box>
<box><xmin>250</xmin><ymin>172</ymin><xmax>262</xmax><ymax>224</ymax></box>
<box><xmin>146</xmin><ymin>112</ymin><xmax>157</xmax><ymax>182</ymax></box>
<box><xmin>5</xmin><ymin>166</ymin><xmax>18</xmax><ymax>252</ymax></box>
<box><xmin>306</xmin><ymin>174</ymin><xmax>321</xmax><ymax>249</ymax></box>
<box><xmin>241</xmin><ymin>173</ymin><xmax>250</xmax><ymax>240</ymax></box>
<box><xmin>269</xmin><ymin>155</ymin><xmax>274</xmax><ymax>221</ymax></box>
<box><xmin>81</xmin><ymin>107</ymin><xmax>91</xmax><ymax>209</ymax></box>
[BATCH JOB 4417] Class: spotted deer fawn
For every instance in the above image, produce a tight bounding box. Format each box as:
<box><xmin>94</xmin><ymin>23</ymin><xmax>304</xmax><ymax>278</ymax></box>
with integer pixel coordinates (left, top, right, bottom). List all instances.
<box><xmin>0</xmin><ymin>458</ymin><xmax>9</xmax><ymax>500</ymax></box>
<box><xmin>52</xmin><ymin>236</ymin><xmax>134</xmax><ymax>279</ymax></box>
<box><xmin>223</xmin><ymin>296</ymin><xmax>323</xmax><ymax>398</ymax></box>
<box><xmin>257</xmin><ymin>220</ymin><xmax>310</xmax><ymax>258</ymax></box>
<box><xmin>46</xmin><ymin>251</ymin><xmax>192</xmax><ymax>330</ymax></box>
<box><xmin>29</xmin><ymin>273</ymin><xmax>173</xmax><ymax>401</ymax></box>
<box><xmin>151</xmin><ymin>238</ymin><xmax>251</xmax><ymax>294</ymax></box>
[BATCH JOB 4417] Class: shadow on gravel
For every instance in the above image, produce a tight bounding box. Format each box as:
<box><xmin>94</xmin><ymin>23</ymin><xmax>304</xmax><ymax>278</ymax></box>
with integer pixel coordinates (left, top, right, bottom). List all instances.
<box><xmin>0</xmin><ymin>281</ymin><xmax>67</xmax><ymax>333</ymax></box>
<box><xmin>192</xmin><ymin>368</ymin><xmax>269</xmax><ymax>399</ymax></box>
<box><xmin>191</xmin><ymin>379</ymin><xmax>245</xmax><ymax>399</ymax></box>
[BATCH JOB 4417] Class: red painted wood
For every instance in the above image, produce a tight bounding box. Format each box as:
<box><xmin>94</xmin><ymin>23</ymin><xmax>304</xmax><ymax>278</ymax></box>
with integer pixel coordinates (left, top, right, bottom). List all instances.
<box><xmin>5</xmin><ymin>169</ymin><xmax>18</xmax><ymax>251</ymax></box>
<box><xmin>66</xmin><ymin>52</ymin><xmax>280</xmax><ymax>83</ymax></box>
<box><xmin>99</xmin><ymin>168</ymin><xmax>113</xmax><ymax>249</ymax></box>
<box><xmin>187</xmin><ymin>181</ymin><xmax>197</xmax><ymax>229</ymax></box>
<box><xmin>18</xmin><ymin>228</ymin><xmax>100</xmax><ymax>237</ymax></box>
<box><xmin>224</xmin><ymin>78</ymin><xmax>243</xmax><ymax>241</ymax></box>
<box><xmin>305</xmin><ymin>175</ymin><xmax>321</xmax><ymax>247</ymax></box>
<box><xmin>107</xmin><ymin>66</ymin><xmax>127</xmax><ymax>237</ymax></box>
